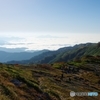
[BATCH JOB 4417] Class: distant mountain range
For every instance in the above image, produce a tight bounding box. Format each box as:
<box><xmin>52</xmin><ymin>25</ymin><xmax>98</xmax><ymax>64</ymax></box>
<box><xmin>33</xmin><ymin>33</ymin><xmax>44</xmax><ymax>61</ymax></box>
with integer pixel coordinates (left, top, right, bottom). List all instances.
<box><xmin>6</xmin><ymin>42</ymin><xmax>100</xmax><ymax>64</ymax></box>
<box><xmin>0</xmin><ymin>49</ymin><xmax>49</xmax><ymax>62</ymax></box>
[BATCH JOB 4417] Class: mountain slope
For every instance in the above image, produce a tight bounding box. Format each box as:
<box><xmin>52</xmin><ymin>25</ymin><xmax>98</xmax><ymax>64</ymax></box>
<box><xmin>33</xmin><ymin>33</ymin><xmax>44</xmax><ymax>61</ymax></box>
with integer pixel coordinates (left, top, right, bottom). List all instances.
<box><xmin>7</xmin><ymin>42</ymin><xmax>100</xmax><ymax>64</ymax></box>
<box><xmin>29</xmin><ymin>42</ymin><xmax>100</xmax><ymax>64</ymax></box>
<box><xmin>0</xmin><ymin>60</ymin><xmax>100</xmax><ymax>100</ymax></box>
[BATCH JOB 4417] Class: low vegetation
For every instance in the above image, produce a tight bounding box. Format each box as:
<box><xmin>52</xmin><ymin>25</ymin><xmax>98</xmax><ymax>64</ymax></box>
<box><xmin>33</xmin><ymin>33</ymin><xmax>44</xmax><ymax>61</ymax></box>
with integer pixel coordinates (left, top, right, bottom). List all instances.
<box><xmin>0</xmin><ymin>56</ymin><xmax>100</xmax><ymax>100</ymax></box>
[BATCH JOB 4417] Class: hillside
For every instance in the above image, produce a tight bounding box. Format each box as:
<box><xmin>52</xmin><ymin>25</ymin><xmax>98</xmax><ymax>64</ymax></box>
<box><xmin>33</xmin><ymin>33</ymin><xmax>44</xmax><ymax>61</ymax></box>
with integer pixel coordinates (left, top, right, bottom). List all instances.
<box><xmin>0</xmin><ymin>57</ymin><xmax>100</xmax><ymax>100</ymax></box>
<box><xmin>40</xmin><ymin>43</ymin><xmax>100</xmax><ymax>64</ymax></box>
<box><xmin>8</xmin><ymin>42</ymin><xmax>100</xmax><ymax>64</ymax></box>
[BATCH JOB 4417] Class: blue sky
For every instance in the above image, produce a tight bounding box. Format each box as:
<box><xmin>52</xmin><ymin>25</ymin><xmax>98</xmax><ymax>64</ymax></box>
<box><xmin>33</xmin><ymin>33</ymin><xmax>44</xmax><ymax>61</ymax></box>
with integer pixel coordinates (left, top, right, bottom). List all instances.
<box><xmin>0</xmin><ymin>0</ymin><xmax>100</xmax><ymax>50</ymax></box>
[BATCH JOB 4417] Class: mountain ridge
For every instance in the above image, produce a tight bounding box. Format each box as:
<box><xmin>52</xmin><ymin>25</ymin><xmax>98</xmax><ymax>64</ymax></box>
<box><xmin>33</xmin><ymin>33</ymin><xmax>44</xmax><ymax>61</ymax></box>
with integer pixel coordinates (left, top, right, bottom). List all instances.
<box><xmin>0</xmin><ymin>50</ymin><xmax>49</xmax><ymax>62</ymax></box>
<box><xmin>7</xmin><ymin>42</ymin><xmax>100</xmax><ymax>64</ymax></box>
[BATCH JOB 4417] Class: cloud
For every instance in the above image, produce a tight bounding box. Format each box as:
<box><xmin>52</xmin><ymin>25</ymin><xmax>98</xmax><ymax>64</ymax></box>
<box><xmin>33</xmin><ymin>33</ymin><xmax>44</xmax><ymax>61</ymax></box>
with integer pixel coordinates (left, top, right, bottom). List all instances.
<box><xmin>0</xmin><ymin>47</ymin><xmax>28</xmax><ymax>52</ymax></box>
<box><xmin>0</xmin><ymin>34</ymin><xmax>73</xmax><ymax>50</ymax></box>
<box><xmin>0</xmin><ymin>36</ymin><xmax>26</xmax><ymax>47</ymax></box>
<box><xmin>50</xmin><ymin>44</ymin><xmax>70</xmax><ymax>46</ymax></box>
<box><xmin>37</xmin><ymin>35</ymin><xmax>67</xmax><ymax>38</ymax></box>
<box><xmin>2</xmin><ymin>43</ymin><xmax>35</xmax><ymax>45</ymax></box>
<box><xmin>0</xmin><ymin>41</ymin><xmax>6</xmax><ymax>45</ymax></box>
<box><xmin>0</xmin><ymin>33</ymin><xmax>100</xmax><ymax>51</ymax></box>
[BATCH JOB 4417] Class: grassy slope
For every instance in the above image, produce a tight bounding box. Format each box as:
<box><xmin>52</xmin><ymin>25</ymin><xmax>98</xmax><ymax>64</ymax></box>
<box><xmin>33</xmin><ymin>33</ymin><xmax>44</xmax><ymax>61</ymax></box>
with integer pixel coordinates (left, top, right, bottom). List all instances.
<box><xmin>51</xmin><ymin>44</ymin><xmax>100</xmax><ymax>63</ymax></box>
<box><xmin>0</xmin><ymin>59</ymin><xmax>100</xmax><ymax>100</ymax></box>
<box><xmin>34</xmin><ymin>43</ymin><xmax>100</xmax><ymax>64</ymax></box>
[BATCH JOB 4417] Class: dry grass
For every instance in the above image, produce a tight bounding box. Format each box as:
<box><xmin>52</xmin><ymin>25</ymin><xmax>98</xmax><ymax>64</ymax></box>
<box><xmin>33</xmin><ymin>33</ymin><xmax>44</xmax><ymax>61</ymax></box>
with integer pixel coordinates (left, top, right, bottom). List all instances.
<box><xmin>0</xmin><ymin>63</ymin><xmax>100</xmax><ymax>100</ymax></box>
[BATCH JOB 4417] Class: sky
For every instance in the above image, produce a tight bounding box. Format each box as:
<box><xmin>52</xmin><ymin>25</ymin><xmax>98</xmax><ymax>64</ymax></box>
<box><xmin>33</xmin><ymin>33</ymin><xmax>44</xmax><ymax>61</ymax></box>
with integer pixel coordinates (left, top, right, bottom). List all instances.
<box><xmin>0</xmin><ymin>0</ymin><xmax>100</xmax><ymax>50</ymax></box>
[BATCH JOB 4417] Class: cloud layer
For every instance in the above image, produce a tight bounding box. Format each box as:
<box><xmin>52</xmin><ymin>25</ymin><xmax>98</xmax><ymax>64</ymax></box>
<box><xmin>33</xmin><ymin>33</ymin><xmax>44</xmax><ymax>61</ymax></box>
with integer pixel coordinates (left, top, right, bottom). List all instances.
<box><xmin>0</xmin><ymin>33</ymin><xmax>100</xmax><ymax>50</ymax></box>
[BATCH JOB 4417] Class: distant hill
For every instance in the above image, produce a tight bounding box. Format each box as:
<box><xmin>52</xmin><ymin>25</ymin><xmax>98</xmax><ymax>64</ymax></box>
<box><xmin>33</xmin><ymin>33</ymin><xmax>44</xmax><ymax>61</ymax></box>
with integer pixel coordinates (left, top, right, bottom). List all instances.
<box><xmin>7</xmin><ymin>42</ymin><xmax>100</xmax><ymax>64</ymax></box>
<box><xmin>0</xmin><ymin>50</ymin><xmax>49</xmax><ymax>62</ymax></box>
